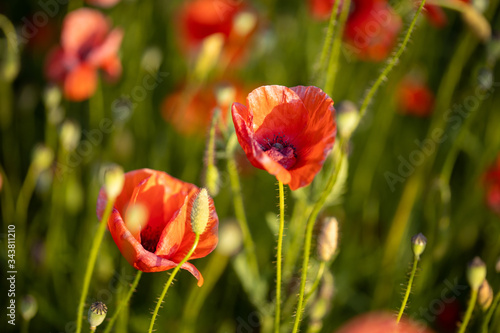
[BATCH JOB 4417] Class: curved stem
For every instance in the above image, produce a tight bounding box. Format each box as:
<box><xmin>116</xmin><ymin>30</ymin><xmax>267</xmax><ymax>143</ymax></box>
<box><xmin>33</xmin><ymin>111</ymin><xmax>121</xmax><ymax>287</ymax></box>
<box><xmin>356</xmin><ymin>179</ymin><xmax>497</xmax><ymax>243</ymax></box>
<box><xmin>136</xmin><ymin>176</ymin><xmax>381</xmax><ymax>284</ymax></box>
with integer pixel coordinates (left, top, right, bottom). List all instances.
<box><xmin>292</xmin><ymin>140</ymin><xmax>345</xmax><ymax>333</ymax></box>
<box><xmin>275</xmin><ymin>181</ymin><xmax>285</xmax><ymax>333</ymax></box>
<box><xmin>148</xmin><ymin>234</ymin><xmax>200</xmax><ymax>333</ymax></box>
<box><xmin>324</xmin><ymin>0</ymin><xmax>351</xmax><ymax>96</ymax></box>
<box><xmin>458</xmin><ymin>288</ymin><xmax>478</xmax><ymax>333</ymax></box>
<box><xmin>76</xmin><ymin>199</ymin><xmax>115</xmax><ymax>333</ymax></box>
<box><xmin>357</xmin><ymin>0</ymin><xmax>426</xmax><ymax>127</ymax></box>
<box><xmin>396</xmin><ymin>256</ymin><xmax>419</xmax><ymax>323</ymax></box>
<box><xmin>103</xmin><ymin>271</ymin><xmax>143</xmax><ymax>333</ymax></box>
<box><xmin>304</xmin><ymin>261</ymin><xmax>326</xmax><ymax>307</ymax></box>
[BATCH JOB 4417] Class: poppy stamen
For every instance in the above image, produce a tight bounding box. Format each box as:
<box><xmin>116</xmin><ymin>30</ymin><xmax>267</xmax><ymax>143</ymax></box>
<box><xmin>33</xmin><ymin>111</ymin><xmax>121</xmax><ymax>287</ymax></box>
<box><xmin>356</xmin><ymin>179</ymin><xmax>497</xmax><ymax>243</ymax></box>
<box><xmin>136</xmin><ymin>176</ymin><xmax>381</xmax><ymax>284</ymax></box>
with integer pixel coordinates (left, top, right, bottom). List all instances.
<box><xmin>260</xmin><ymin>135</ymin><xmax>297</xmax><ymax>170</ymax></box>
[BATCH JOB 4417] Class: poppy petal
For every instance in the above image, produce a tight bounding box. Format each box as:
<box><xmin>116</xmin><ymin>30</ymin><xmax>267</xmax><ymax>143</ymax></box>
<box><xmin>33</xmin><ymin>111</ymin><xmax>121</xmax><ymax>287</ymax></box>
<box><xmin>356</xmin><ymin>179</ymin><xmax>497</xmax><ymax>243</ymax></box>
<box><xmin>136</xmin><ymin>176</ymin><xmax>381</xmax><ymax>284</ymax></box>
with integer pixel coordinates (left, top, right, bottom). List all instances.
<box><xmin>63</xmin><ymin>64</ymin><xmax>97</xmax><ymax>101</ymax></box>
<box><xmin>87</xmin><ymin>28</ymin><xmax>124</xmax><ymax>69</ymax></box>
<box><xmin>61</xmin><ymin>9</ymin><xmax>109</xmax><ymax>56</ymax></box>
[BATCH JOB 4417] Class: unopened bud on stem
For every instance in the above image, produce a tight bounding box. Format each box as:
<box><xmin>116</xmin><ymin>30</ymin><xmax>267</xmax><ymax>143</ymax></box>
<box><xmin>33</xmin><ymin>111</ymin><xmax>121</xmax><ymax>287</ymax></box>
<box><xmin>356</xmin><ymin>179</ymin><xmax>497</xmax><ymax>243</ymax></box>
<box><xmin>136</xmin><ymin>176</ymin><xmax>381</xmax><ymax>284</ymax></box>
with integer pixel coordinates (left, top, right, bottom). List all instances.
<box><xmin>411</xmin><ymin>233</ymin><xmax>427</xmax><ymax>259</ymax></box>
<box><xmin>478</xmin><ymin>279</ymin><xmax>493</xmax><ymax>311</ymax></box>
<box><xmin>467</xmin><ymin>257</ymin><xmax>486</xmax><ymax>291</ymax></box>
<box><xmin>88</xmin><ymin>301</ymin><xmax>107</xmax><ymax>329</ymax></box>
<box><xmin>317</xmin><ymin>217</ymin><xmax>339</xmax><ymax>262</ymax></box>
<box><xmin>191</xmin><ymin>188</ymin><xmax>210</xmax><ymax>235</ymax></box>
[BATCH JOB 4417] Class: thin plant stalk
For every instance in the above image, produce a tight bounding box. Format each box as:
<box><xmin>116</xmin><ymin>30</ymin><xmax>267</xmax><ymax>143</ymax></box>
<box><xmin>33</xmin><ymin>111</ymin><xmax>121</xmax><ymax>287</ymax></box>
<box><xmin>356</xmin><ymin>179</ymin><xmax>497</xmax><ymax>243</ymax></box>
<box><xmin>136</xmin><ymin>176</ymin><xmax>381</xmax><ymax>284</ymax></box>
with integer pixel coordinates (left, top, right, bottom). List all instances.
<box><xmin>324</xmin><ymin>0</ymin><xmax>351</xmax><ymax>96</ymax></box>
<box><xmin>304</xmin><ymin>261</ymin><xmax>326</xmax><ymax>306</ymax></box>
<box><xmin>103</xmin><ymin>271</ymin><xmax>143</xmax><ymax>333</ymax></box>
<box><xmin>147</xmin><ymin>234</ymin><xmax>200</xmax><ymax>333</ymax></box>
<box><xmin>275</xmin><ymin>180</ymin><xmax>285</xmax><ymax>333</ymax></box>
<box><xmin>396</xmin><ymin>256</ymin><xmax>419</xmax><ymax>322</ymax></box>
<box><xmin>292</xmin><ymin>139</ymin><xmax>345</xmax><ymax>333</ymax></box>
<box><xmin>482</xmin><ymin>292</ymin><xmax>500</xmax><ymax>333</ymax></box>
<box><xmin>76</xmin><ymin>199</ymin><xmax>115</xmax><ymax>333</ymax></box>
<box><xmin>458</xmin><ymin>289</ymin><xmax>479</xmax><ymax>333</ymax></box>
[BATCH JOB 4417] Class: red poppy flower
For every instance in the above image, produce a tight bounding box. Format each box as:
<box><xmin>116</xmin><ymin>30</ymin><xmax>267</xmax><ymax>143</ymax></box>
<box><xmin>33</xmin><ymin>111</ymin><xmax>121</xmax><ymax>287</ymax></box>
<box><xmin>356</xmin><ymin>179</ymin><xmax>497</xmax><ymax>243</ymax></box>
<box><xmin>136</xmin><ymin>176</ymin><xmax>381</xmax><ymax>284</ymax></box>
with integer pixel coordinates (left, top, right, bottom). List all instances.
<box><xmin>44</xmin><ymin>9</ymin><xmax>123</xmax><ymax>101</ymax></box>
<box><xmin>162</xmin><ymin>81</ymin><xmax>246</xmax><ymax>136</ymax></box>
<box><xmin>336</xmin><ymin>312</ymin><xmax>434</xmax><ymax>333</ymax></box>
<box><xmin>231</xmin><ymin>85</ymin><xmax>336</xmax><ymax>190</ymax></box>
<box><xmin>343</xmin><ymin>0</ymin><xmax>402</xmax><ymax>62</ymax></box>
<box><xmin>397</xmin><ymin>75</ymin><xmax>435</xmax><ymax>117</ymax></box>
<box><xmin>484</xmin><ymin>156</ymin><xmax>500</xmax><ymax>215</ymax></box>
<box><xmin>308</xmin><ymin>0</ymin><xmax>336</xmax><ymax>20</ymax></box>
<box><xmin>178</xmin><ymin>0</ymin><xmax>257</xmax><ymax>67</ymax></box>
<box><xmin>96</xmin><ymin>169</ymin><xmax>219</xmax><ymax>286</ymax></box>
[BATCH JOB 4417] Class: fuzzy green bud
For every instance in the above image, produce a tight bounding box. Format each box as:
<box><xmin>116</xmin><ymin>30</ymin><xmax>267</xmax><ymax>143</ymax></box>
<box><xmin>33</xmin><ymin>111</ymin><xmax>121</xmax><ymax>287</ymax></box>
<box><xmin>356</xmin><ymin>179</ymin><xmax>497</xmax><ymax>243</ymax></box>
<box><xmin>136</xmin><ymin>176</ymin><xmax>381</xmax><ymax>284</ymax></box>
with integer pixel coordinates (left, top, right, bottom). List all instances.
<box><xmin>20</xmin><ymin>295</ymin><xmax>38</xmax><ymax>321</ymax></box>
<box><xmin>336</xmin><ymin>101</ymin><xmax>359</xmax><ymax>139</ymax></box>
<box><xmin>191</xmin><ymin>188</ymin><xmax>210</xmax><ymax>235</ymax></box>
<box><xmin>88</xmin><ymin>301</ymin><xmax>107</xmax><ymax>328</ymax></box>
<box><xmin>317</xmin><ymin>217</ymin><xmax>339</xmax><ymax>262</ymax></box>
<box><xmin>205</xmin><ymin>164</ymin><xmax>220</xmax><ymax>197</ymax></box>
<box><xmin>478</xmin><ymin>279</ymin><xmax>493</xmax><ymax>311</ymax></box>
<box><xmin>467</xmin><ymin>257</ymin><xmax>487</xmax><ymax>290</ymax></box>
<box><xmin>104</xmin><ymin>165</ymin><xmax>125</xmax><ymax>200</ymax></box>
<box><xmin>60</xmin><ymin>120</ymin><xmax>81</xmax><ymax>152</ymax></box>
<box><xmin>411</xmin><ymin>233</ymin><xmax>427</xmax><ymax>259</ymax></box>
<box><xmin>32</xmin><ymin>144</ymin><xmax>54</xmax><ymax>172</ymax></box>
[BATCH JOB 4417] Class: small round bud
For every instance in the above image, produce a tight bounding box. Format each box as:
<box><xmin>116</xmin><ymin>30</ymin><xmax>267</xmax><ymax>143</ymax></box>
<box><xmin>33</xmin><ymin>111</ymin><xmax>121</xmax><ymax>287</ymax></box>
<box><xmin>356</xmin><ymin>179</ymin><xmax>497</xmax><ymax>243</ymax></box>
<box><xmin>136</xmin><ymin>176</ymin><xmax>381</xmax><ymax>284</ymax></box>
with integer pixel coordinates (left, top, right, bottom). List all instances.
<box><xmin>478</xmin><ymin>279</ymin><xmax>493</xmax><ymax>311</ymax></box>
<box><xmin>191</xmin><ymin>188</ymin><xmax>210</xmax><ymax>235</ymax></box>
<box><xmin>20</xmin><ymin>295</ymin><xmax>38</xmax><ymax>321</ymax></box>
<box><xmin>125</xmin><ymin>203</ymin><xmax>149</xmax><ymax>236</ymax></box>
<box><xmin>217</xmin><ymin>220</ymin><xmax>242</xmax><ymax>256</ymax></box>
<box><xmin>336</xmin><ymin>101</ymin><xmax>359</xmax><ymax>139</ymax></box>
<box><xmin>233</xmin><ymin>11</ymin><xmax>257</xmax><ymax>37</ymax></box>
<box><xmin>104</xmin><ymin>165</ymin><xmax>125</xmax><ymax>200</ymax></box>
<box><xmin>32</xmin><ymin>144</ymin><xmax>54</xmax><ymax>172</ymax></box>
<box><xmin>140</xmin><ymin>46</ymin><xmax>163</xmax><ymax>72</ymax></box>
<box><xmin>317</xmin><ymin>217</ymin><xmax>339</xmax><ymax>262</ymax></box>
<box><xmin>411</xmin><ymin>233</ymin><xmax>427</xmax><ymax>259</ymax></box>
<box><xmin>59</xmin><ymin>120</ymin><xmax>81</xmax><ymax>152</ymax></box>
<box><xmin>205</xmin><ymin>164</ymin><xmax>220</xmax><ymax>197</ymax></box>
<box><xmin>467</xmin><ymin>257</ymin><xmax>487</xmax><ymax>290</ymax></box>
<box><xmin>88</xmin><ymin>301</ymin><xmax>107</xmax><ymax>328</ymax></box>
<box><xmin>43</xmin><ymin>85</ymin><xmax>62</xmax><ymax>112</ymax></box>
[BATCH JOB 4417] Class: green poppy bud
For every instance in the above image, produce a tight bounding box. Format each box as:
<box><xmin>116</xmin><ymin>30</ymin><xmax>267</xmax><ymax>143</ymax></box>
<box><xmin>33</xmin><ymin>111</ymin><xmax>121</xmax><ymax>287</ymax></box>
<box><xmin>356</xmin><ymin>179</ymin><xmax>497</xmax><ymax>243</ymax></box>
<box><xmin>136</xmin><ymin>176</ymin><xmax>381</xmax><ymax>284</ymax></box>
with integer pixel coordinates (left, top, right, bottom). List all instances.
<box><xmin>88</xmin><ymin>301</ymin><xmax>107</xmax><ymax>329</ymax></box>
<box><xmin>191</xmin><ymin>188</ymin><xmax>210</xmax><ymax>235</ymax></box>
<box><xmin>467</xmin><ymin>257</ymin><xmax>486</xmax><ymax>291</ymax></box>
<box><xmin>411</xmin><ymin>233</ymin><xmax>427</xmax><ymax>259</ymax></box>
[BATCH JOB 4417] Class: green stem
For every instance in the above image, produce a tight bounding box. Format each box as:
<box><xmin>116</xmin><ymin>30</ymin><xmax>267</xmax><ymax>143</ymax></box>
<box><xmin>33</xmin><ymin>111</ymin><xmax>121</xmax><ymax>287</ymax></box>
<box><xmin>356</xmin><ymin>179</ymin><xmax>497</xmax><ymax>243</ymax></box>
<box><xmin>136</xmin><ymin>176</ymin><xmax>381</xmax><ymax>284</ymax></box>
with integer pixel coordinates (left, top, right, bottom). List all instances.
<box><xmin>314</xmin><ymin>0</ymin><xmax>340</xmax><ymax>86</ymax></box>
<box><xmin>148</xmin><ymin>234</ymin><xmax>200</xmax><ymax>333</ymax></box>
<box><xmin>323</xmin><ymin>0</ymin><xmax>351</xmax><ymax>96</ymax></box>
<box><xmin>76</xmin><ymin>199</ymin><xmax>115</xmax><ymax>333</ymax></box>
<box><xmin>103</xmin><ymin>271</ymin><xmax>143</xmax><ymax>333</ymax></box>
<box><xmin>396</xmin><ymin>256</ymin><xmax>419</xmax><ymax>323</ymax></box>
<box><xmin>304</xmin><ymin>261</ymin><xmax>326</xmax><ymax>306</ymax></box>
<box><xmin>482</xmin><ymin>292</ymin><xmax>500</xmax><ymax>333</ymax></box>
<box><xmin>458</xmin><ymin>288</ymin><xmax>478</xmax><ymax>333</ymax></box>
<box><xmin>90</xmin><ymin>327</ymin><xmax>96</xmax><ymax>333</ymax></box>
<box><xmin>226</xmin><ymin>134</ymin><xmax>260</xmax><ymax>277</ymax></box>
<box><xmin>357</xmin><ymin>0</ymin><xmax>426</xmax><ymax>127</ymax></box>
<box><xmin>15</xmin><ymin>163</ymin><xmax>37</xmax><ymax>225</ymax></box>
<box><xmin>275</xmin><ymin>181</ymin><xmax>285</xmax><ymax>333</ymax></box>
<box><xmin>292</xmin><ymin>140</ymin><xmax>345</xmax><ymax>333</ymax></box>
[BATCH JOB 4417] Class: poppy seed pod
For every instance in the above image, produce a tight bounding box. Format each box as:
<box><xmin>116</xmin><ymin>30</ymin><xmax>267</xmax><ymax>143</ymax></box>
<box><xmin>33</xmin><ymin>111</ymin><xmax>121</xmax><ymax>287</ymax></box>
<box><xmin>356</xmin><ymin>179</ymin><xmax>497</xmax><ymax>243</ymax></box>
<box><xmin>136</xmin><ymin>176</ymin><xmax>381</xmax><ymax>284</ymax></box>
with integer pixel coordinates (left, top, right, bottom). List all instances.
<box><xmin>467</xmin><ymin>257</ymin><xmax>487</xmax><ymax>290</ymax></box>
<box><xmin>411</xmin><ymin>233</ymin><xmax>427</xmax><ymax>259</ymax></box>
<box><xmin>88</xmin><ymin>301</ymin><xmax>107</xmax><ymax>328</ymax></box>
<box><xmin>104</xmin><ymin>165</ymin><xmax>125</xmax><ymax>200</ymax></box>
<box><xmin>317</xmin><ymin>217</ymin><xmax>339</xmax><ymax>262</ymax></box>
<box><xmin>191</xmin><ymin>188</ymin><xmax>210</xmax><ymax>235</ymax></box>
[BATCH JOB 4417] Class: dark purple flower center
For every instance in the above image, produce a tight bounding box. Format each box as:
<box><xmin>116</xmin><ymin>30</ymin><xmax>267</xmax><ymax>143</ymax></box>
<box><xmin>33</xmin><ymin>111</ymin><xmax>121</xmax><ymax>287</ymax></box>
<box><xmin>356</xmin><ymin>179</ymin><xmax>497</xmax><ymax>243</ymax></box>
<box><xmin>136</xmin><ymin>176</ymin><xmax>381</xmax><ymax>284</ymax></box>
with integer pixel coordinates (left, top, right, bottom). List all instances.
<box><xmin>260</xmin><ymin>135</ymin><xmax>297</xmax><ymax>169</ymax></box>
<box><xmin>141</xmin><ymin>225</ymin><xmax>161</xmax><ymax>253</ymax></box>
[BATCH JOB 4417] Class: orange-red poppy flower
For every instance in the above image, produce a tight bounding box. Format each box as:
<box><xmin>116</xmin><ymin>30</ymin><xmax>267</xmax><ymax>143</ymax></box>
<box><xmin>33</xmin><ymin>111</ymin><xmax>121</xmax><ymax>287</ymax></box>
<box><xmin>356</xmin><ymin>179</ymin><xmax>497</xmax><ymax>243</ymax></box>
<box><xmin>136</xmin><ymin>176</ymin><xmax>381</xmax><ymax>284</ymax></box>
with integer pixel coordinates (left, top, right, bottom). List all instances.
<box><xmin>177</xmin><ymin>0</ymin><xmax>257</xmax><ymax>67</ymax></box>
<box><xmin>484</xmin><ymin>156</ymin><xmax>500</xmax><ymax>215</ymax></box>
<box><xmin>96</xmin><ymin>169</ymin><xmax>219</xmax><ymax>286</ymax></box>
<box><xmin>397</xmin><ymin>75</ymin><xmax>435</xmax><ymax>117</ymax></box>
<box><xmin>162</xmin><ymin>81</ymin><xmax>246</xmax><ymax>136</ymax></box>
<box><xmin>343</xmin><ymin>0</ymin><xmax>402</xmax><ymax>62</ymax></box>
<box><xmin>335</xmin><ymin>312</ymin><xmax>434</xmax><ymax>333</ymax></box>
<box><xmin>308</xmin><ymin>0</ymin><xmax>337</xmax><ymax>20</ymax></box>
<box><xmin>231</xmin><ymin>85</ymin><xmax>336</xmax><ymax>190</ymax></box>
<box><xmin>45</xmin><ymin>9</ymin><xmax>123</xmax><ymax>101</ymax></box>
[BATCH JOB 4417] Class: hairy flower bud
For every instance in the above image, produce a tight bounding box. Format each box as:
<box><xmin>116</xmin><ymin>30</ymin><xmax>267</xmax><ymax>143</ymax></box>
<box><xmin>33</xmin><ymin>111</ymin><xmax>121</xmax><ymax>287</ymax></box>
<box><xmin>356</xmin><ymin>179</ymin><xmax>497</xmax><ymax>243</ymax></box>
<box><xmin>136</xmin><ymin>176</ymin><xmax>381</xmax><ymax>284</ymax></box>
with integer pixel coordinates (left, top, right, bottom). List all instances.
<box><xmin>104</xmin><ymin>165</ymin><xmax>125</xmax><ymax>200</ymax></box>
<box><xmin>467</xmin><ymin>257</ymin><xmax>487</xmax><ymax>291</ymax></box>
<box><xmin>317</xmin><ymin>217</ymin><xmax>339</xmax><ymax>262</ymax></box>
<box><xmin>191</xmin><ymin>188</ymin><xmax>210</xmax><ymax>235</ymax></box>
<box><xmin>60</xmin><ymin>120</ymin><xmax>81</xmax><ymax>152</ymax></box>
<box><xmin>336</xmin><ymin>101</ymin><xmax>359</xmax><ymax>139</ymax></box>
<box><xmin>88</xmin><ymin>301</ymin><xmax>107</xmax><ymax>328</ymax></box>
<box><xmin>411</xmin><ymin>233</ymin><xmax>427</xmax><ymax>259</ymax></box>
<box><xmin>478</xmin><ymin>279</ymin><xmax>493</xmax><ymax>311</ymax></box>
